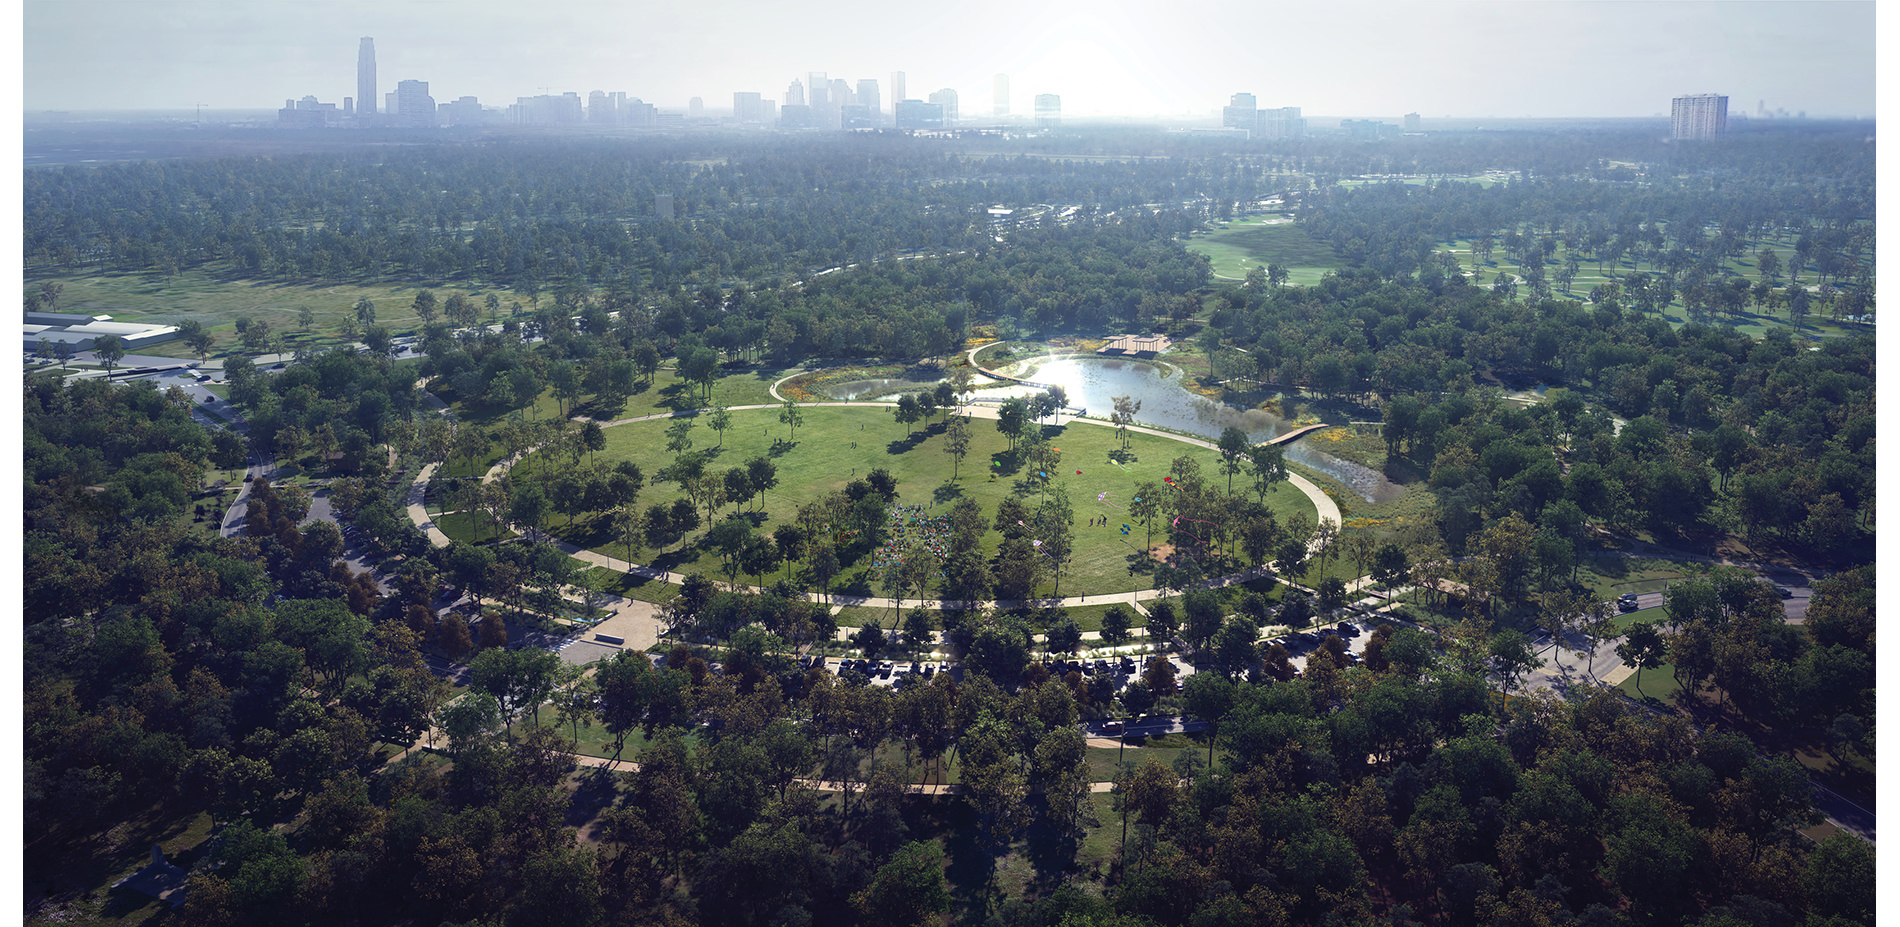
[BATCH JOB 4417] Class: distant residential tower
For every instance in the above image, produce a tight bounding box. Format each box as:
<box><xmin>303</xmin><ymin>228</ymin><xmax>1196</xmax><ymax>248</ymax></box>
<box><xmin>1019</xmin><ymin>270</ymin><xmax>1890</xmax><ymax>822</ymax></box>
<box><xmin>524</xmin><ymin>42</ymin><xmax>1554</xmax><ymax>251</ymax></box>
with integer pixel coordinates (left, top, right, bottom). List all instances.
<box><xmin>1672</xmin><ymin>93</ymin><xmax>1728</xmax><ymax>140</ymax></box>
<box><xmin>1034</xmin><ymin>93</ymin><xmax>1060</xmax><ymax>128</ymax></box>
<box><xmin>1222</xmin><ymin>93</ymin><xmax>1257</xmax><ymax>133</ymax></box>
<box><xmin>357</xmin><ymin>37</ymin><xmax>377</xmax><ymax>119</ymax></box>
<box><xmin>929</xmin><ymin>88</ymin><xmax>959</xmax><ymax>125</ymax></box>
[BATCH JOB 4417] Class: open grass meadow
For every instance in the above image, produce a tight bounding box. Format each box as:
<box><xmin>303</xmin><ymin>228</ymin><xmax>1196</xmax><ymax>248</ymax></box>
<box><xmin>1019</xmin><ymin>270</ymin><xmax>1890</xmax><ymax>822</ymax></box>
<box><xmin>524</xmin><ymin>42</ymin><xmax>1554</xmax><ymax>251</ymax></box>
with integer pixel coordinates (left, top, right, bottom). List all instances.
<box><xmin>34</xmin><ymin>269</ymin><xmax>527</xmax><ymax>360</ymax></box>
<box><xmin>534</xmin><ymin>403</ymin><xmax>1318</xmax><ymax>599</ymax></box>
<box><xmin>1188</xmin><ymin>215</ymin><xmax>1344</xmax><ymax>284</ymax></box>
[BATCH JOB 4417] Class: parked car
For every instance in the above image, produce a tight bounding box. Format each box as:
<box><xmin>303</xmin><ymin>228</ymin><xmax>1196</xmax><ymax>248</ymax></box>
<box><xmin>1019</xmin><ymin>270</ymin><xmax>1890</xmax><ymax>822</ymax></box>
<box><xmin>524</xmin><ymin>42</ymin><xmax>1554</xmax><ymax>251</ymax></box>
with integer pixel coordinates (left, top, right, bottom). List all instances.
<box><xmin>1100</xmin><ymin>720</ymin><xmax>1124</xmax><ymax>735</ymax></box>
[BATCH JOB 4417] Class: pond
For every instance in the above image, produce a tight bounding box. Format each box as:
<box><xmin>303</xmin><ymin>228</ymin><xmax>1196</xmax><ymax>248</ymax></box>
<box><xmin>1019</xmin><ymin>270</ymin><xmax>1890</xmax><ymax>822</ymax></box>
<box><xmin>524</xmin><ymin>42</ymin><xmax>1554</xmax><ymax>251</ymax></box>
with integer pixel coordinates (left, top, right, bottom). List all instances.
<box><xmin>989</xmin><ymin>354</ymin><xmax>1405</xmax><ymax>503</ymax></box>
<box><xmin>823</xmin><ymin>377</ymin><xmax>928</xmax><ymax>401</ymax></box>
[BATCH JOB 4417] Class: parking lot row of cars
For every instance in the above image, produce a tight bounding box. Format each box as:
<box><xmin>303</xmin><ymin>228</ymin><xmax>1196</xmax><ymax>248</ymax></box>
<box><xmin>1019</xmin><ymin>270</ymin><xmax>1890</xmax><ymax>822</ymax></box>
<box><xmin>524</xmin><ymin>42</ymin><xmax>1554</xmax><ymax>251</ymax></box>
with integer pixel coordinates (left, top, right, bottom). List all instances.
<box><xmin>808</xmin><ymin>655</ymin><xmax>950</xmax><ymax>681</ymax></box>
<box><xmin>796</xmin><ymin>652</ymin><xmax>1190</xmax><ymax>687</ymax></box>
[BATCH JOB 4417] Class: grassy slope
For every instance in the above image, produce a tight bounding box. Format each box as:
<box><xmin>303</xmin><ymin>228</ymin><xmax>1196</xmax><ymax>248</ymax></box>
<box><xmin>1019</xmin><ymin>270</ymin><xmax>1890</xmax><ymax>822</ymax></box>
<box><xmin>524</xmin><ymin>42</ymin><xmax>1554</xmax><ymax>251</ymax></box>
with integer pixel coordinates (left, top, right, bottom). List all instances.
<box><xmin>1188</xmin><ymin>215</ymin><xmax>1344</xmax><ymax>285</ymax></box>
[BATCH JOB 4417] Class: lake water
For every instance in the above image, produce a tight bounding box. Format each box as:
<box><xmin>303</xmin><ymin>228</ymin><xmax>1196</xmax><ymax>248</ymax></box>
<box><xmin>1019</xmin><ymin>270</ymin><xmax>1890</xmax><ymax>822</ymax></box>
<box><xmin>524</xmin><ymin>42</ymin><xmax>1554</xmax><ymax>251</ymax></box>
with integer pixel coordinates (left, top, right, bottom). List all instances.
<box><xmin>989</xmin><ymin>354</ymin><xmax>1405</xmax><ymax>503</ymax></box>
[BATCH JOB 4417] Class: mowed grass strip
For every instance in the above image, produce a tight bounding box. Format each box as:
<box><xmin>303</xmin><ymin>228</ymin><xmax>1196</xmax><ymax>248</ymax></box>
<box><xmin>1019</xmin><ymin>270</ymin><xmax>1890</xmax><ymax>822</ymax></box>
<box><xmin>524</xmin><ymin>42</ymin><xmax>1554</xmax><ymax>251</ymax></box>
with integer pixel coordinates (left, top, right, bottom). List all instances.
<box><xmin>1190</xmin><ymin>217</ymin><xmax>1344</xmax><ymax>283</ymax></box>
<box><xmin>534</xmin><ymin>405</ymin><xmax>1316</xmax><ymax>598</ymax></box>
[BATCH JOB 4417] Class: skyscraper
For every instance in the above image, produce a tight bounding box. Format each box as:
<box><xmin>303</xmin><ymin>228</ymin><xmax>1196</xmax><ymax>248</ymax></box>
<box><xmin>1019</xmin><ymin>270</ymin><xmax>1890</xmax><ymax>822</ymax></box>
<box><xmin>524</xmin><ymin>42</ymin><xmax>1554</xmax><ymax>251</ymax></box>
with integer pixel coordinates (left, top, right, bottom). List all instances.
<box><xmin>994</xmin><ymin>74</ymin><xmax>1010</xmax><ymax>117</ymax></box>
<box><xmin>857</xmin><ymin>79</ymin><xmax>880</xmax><ymax>119</ymax></box>
<box><xmin>734</xmin><ymin>91</ymin><xmax>765</xmax><ymax>123</ymax></box>
<box><xmin>1222</xmin><ymin>92</ymin><xmax>1257</xmax><ymax>132</ymax></box>
<box><xmin>896</xmin><ymin>99</ymin><xmax>943</xmax><ymax>130</ymax></box>
<box><xmin>891</xmin><ymin>72</ymin><xmax>906</xmax><ymax>125</ymax></box>
<box><xmin>1672</xmin><ymin>93</ymin><xmax>1728</xmax><ymax>140</ymax></box>
<box><xmin>357</xmin><ymin>37</ymin><xmax>377</xmax><ymax>119</ymax></box>
<box><xmin>1034</xmin><ymin>93</ymin><xmax>1060</xmax><ymax>128</ymax></box>
<box><xmin>1260</xmin><ymin>106</ymin><xmax>1305</xmax><ymax>139</ymax></box>
<box><xmin>395</xmin><ymin>79</ymin><xmax>434</xmax><ymax>127</ymax></box>
<box><xmin>929</xmin><ymin>88</ymin><xmax>958</xmax><ymax>125</ymax></box>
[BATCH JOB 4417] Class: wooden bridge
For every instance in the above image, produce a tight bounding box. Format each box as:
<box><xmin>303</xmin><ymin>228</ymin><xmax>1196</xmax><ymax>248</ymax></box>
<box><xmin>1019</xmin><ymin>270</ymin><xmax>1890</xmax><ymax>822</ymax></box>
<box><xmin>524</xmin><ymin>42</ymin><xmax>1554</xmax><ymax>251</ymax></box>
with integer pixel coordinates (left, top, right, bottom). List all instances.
<box><xmin>1260</xmin><ymin>423</ymin><xmax>1333</xmax><ymax>447</ymax></box>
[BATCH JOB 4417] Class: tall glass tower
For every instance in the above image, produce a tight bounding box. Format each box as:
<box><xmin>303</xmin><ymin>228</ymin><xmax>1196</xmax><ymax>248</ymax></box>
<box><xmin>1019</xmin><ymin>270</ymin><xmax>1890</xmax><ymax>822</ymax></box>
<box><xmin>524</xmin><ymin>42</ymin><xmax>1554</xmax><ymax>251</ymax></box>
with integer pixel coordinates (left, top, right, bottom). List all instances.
<box><xmin>358</xmin><ymin>38</ymin><xmax>378</xmax><ymax>117</ymax></box>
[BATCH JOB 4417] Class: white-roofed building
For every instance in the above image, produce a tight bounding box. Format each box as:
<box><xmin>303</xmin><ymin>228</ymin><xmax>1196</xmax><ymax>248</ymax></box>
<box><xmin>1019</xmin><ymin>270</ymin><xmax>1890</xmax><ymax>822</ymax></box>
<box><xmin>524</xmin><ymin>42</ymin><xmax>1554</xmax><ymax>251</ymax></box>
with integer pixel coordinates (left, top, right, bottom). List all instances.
<box><xmin>23</xmin><ymin>313</ymin><xmax>182</xmax><ymax>351</ymax></box>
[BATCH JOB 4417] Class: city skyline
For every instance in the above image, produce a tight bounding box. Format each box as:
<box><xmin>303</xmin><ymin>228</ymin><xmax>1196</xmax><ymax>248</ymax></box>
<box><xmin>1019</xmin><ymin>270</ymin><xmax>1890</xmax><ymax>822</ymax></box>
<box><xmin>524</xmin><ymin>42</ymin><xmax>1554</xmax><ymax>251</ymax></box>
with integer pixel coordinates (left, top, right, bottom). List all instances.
<box><xmin>23</xmin><ymin>0</ymin><xmax>1877</xmax><ymax>119</ymax></box>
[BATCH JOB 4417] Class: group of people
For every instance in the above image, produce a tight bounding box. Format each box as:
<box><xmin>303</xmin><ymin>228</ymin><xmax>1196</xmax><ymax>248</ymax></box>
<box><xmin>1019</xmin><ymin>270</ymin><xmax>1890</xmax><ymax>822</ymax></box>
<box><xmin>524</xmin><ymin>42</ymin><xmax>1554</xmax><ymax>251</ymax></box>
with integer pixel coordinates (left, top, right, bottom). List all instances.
<box><xmin>870</xmin><ymin>502</ymin><xmax>955</xmax><ymax>583</ymax></box>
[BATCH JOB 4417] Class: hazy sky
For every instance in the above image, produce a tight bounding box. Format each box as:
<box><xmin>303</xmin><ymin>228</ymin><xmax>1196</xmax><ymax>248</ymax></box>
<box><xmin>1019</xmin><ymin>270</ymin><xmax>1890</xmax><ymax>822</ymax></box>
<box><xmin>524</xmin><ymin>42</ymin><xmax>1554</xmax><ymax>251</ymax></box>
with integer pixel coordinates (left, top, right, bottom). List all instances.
<box><xmin>21</xmin><ymin>0</ymin><xmax>1877</xmax><ymax>119</ymax></box>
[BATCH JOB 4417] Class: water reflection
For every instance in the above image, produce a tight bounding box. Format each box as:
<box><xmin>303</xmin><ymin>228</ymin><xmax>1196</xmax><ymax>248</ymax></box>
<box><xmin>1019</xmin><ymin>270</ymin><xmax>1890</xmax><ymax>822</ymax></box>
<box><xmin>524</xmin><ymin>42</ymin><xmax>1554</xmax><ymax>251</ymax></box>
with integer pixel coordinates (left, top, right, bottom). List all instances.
<box><xmin>992</xmin><ymin>356</ymin><xmax>1404</xmax><ymax>503</ymax></box>
<box><xmin>824</xmin><ymin>378</ymin><xmax>921</xmax><ymax>400</ymax></box>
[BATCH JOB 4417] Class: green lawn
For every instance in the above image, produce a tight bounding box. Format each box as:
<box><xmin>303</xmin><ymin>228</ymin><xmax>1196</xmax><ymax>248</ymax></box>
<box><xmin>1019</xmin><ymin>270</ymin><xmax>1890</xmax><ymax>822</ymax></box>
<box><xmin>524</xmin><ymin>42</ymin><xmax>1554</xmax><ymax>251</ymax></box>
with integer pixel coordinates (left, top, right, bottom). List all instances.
<box><xmin>32</xmin><ymin>269</ymin><xmax>527</xmax><ymax>361</ymax></box>
<box><xmin>533</xmin><ymin>404</ymin><xmax>1317</xmax><ymax>599</ymax></box>
<box><xmin>1188</xmin><ymin>216</ymin><xmax>1344</xmax><ymax>284</ymax></box>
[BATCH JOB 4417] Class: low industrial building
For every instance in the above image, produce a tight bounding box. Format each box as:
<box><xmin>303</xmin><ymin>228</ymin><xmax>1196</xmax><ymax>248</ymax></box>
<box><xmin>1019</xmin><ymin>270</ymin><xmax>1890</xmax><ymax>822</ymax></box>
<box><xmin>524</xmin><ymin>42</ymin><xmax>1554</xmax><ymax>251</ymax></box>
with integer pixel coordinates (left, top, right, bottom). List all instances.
<box><xmin>24</xmin><ymin>312</ymin><xmax>182</xmax><ymax>352</ymax></box>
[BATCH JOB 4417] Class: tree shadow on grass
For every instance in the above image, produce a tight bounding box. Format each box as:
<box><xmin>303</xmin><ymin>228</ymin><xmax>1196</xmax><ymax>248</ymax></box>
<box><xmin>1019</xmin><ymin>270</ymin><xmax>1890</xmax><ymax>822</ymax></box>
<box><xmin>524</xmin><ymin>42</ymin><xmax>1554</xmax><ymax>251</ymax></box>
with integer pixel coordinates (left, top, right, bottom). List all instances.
<box><xmin>939</xmin><ymin>803</ymin><xmax>1005</xmax><ymax>924</ymax></box>
<box><xmin>886</xmin><ymin>434</ymin><xmax>926</xmax><ymax>455</ymax></box>
<box><xmin>1020</xmin><ymin>801</ymin><xmax>1082</xmax><ymax>896</ymax></box>
<box><xmin>657</xmin><ymin>382</ymin><xmax>701</xmax><ymax>412</ymax></box>
<box><xmin>564</xmin><ymin>767</ymin><xmax>620</xmax><ymax>833</ymax></box>
<box><xmin>932</xmin><ymin>481</ymin><xmax>964</xmax><ymax>505</ymax></box>
<box><xmin>650</xmin><ymin>548</ymin><xmax>698</xmax><ymax>573</ymax></box>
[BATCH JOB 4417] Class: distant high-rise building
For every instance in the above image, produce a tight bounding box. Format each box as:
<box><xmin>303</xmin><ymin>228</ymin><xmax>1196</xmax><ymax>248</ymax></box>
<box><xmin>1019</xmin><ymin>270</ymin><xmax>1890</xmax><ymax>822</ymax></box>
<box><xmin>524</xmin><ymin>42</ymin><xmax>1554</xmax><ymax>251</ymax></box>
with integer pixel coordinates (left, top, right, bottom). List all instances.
<box><xmin>279</xmin><ymin>95</ymin><xmax>340</xmax><ymax>128</ymax></box>
<box><xmin>734</xmin><ymin>91</ymin><xmax>766</xmax><ymax>123</ymax></box>
<box><xmin>509</xmin><ymin>92</ymin><xmax>584</xmax><ymax>125</ymax></box>
<box><xmin>1340</xmin><ymin>118</ymin><xmax>1392</xmax><ymax>140</ymax></box>
<box><xmin>1259</xmin><ymin>106</ymin><xmax>1304</xmax><ymax>139</ymax></box>
<box><xmin>357</xmin><ymin>37</ymin><xmax>377</xmax><ymax>119</ymax></box>
<box><xmin>1222</xmin><ymin>92</ymin><xmax>1257</xmax><ymax>133</ymax></box>
<box><xmin>807</xmin><ymin>72</ymin><xmax>829</xmax><ymax>110</ymax></box>
<box><xmin>395</xmin><ymin>80</ymin><xmax>435</xmax><ymax>127</ymax></box>
<box><xmin>588</xmin><ymin>90</ymin><xmax>614</xmax><ymax>123</ymax></box>
<box><xmin>994</xmin><ymin>74</ymin><xmax>1010</xmax><ymax>117</ymax></box>
<box><xmin>689</xmin><ymin>97</ymin><xmax>705</xmax><ymax>119</ymax></box>
<box><xmin>929</xmin><ymin>88</ymin><xmax>958</xmax><ymax>125</ymax></box>
<box><xmin>1672</xmin><ymin>93</ymin><xmax>1727</xmax><ymax>140</ymax></box>
<box><xmin>442</xmin><ymin>96</ymin><xmax>484</xmax><ymax>126</ymax></box>
<box><xmin>1403</xmin><ymin>112</ymin><xmax>1421</xmax><ymax>133</ymax></box>
<box><xmin>824</xmin><ymin>79</ymin><xmax>850</xmax><ymax>128</ymax></box>
<box><xmin>786</xmin><ymin>79</ymin><xmax>805</xmax><ymax>107</ymax></box>
<box><xmin>857</xmin><ymin>79</ymin><xmax>880</xmax><ymax>119</ymax></box>
<box><xmin>780</xmin><ymin>104</ymin><xmax>813</xmax><ymax>128</ymax></box>
<box><xmin>1034</xmin><ymin>93</ymin><xmax>1060</xmax><ymax>128</ymax></box>
<box><xmin>891</xmin><ymin>72</ymin><xmax>906</xmax><ymax>124</ymax></box>
<box><xmin>896</xmin><ymin>99</ymin><xmax>943</xmax><ymax>130</ymax></box>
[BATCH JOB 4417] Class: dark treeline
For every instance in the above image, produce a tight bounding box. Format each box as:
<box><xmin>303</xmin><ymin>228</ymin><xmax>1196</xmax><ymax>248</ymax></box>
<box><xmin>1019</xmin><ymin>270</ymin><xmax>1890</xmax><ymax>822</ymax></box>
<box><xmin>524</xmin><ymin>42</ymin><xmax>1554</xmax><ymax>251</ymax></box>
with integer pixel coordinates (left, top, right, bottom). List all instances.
<box><xmin>23</xmin><ymin>134</ymin><xmax>1244</xmax><ymax>289</ymax></box>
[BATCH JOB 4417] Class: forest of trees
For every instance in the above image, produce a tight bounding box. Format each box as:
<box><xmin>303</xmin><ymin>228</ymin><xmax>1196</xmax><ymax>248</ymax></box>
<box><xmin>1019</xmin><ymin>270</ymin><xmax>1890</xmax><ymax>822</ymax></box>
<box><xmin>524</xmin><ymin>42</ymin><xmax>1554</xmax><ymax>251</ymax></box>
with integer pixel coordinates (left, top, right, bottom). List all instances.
<box><xmin>22</xmin><ymin>123</ymin><xmax>1876</xmax><ymax>926</ymax></box>
<box><xmin>21</xmin><ymin>371</ymin><xmax>1876</xmax><ymax>925</ymax></box>
<box><xmin>21</xmin><ymin>368</ymin><xmax>1876</xmax><ymax>924</ymax></box>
